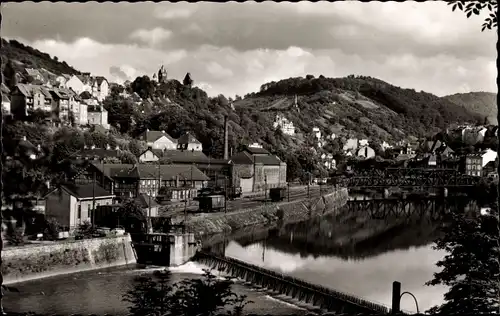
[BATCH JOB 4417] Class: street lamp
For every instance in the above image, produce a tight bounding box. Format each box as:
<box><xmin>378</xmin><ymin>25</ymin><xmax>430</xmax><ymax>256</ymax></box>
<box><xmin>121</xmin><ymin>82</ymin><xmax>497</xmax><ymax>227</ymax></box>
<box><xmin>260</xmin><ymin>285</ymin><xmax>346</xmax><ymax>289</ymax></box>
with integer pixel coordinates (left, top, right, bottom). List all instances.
<box><xmin>391</xmin><ymin>281</ymin><xmax>420</xmax><ymax>314</ymax></box>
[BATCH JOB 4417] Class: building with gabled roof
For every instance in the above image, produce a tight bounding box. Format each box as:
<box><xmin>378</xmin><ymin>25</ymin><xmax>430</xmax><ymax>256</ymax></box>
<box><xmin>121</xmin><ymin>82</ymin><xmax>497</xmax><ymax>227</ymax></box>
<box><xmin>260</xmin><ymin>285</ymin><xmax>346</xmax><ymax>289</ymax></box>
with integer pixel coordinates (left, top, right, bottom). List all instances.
<box><xmin>139</xmin><ymin>130</ymin><xmax>178</xmax><ymax>150</ymax></box>
<box><xmin>177</xmin><ymin>132</ymin><xmax>202</xmax><ymax>151</ymax></box>
<box><xmin>139</xmin><ymin>148</ymin><xmax>209</xmax><ymax>164</ymax></box>
<box><xmin>44</xmin><ymin>183</ymin><xmax>115</xmax><ymax>231</ymax></box>
<box><xmin>10</xmin><ymin>83</ymin><xmax>53</xmax><ymax>119</ymax></box>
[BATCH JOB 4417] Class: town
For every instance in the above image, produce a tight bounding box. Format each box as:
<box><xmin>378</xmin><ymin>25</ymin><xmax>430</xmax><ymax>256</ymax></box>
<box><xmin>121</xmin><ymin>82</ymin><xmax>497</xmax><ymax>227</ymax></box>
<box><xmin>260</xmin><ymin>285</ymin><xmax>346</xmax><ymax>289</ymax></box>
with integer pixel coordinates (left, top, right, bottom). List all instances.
<box><xmin>1</xmin><ymin>1</ymin><xmax>498</xmax><ymax>315</ymax></box>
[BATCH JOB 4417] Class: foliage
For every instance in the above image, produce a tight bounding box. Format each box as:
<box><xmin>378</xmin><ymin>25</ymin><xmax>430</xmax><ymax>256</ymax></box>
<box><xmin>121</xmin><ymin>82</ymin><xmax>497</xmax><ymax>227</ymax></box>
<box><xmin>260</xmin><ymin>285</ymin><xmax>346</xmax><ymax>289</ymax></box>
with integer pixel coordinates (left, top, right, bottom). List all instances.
<box><xmin>4</xmin><ymin>221</ymin><xmax>25</xmax><ymax>246</ymax></box>
<box><xmin>75</xmin><ymin>220</ymin><xmax>96</xmax><ymax>239</ymax></box>
<box><xmin>426</xmin><ymin>206</ymin><xmax>500</xmax><ymax>314</ymax></box>
<box><xmin>443</xmin><ymin>92</ymin><xmax>498</xmax><ymax>125</ymax></box>
<box><xmin>43</xmin><ymin>218</ymin><xmax>61</xmax><ymax>240</ymax></box>
<box><xmin>123</xmin><ymin>269</ymin><xmax>253</xmax><ymax>316</ymax></box>
<box><xmin>446</xmin><ymin>0</ymin><xmax>498</xmax><ymax>31</ymax></box>
<box><xmin>118</xmin><ymin>150</ymin><xmax>138</xmax><ymax>164</ymax></box>
<box><xmin>118</xmin><ymin>199</ymin><xmax>147</xmax><ymax>233</ymax></box>
<box><xmin>1</xmin><ymin>38</ymin><xmax>80</xmax><ymax>77</ymax></box>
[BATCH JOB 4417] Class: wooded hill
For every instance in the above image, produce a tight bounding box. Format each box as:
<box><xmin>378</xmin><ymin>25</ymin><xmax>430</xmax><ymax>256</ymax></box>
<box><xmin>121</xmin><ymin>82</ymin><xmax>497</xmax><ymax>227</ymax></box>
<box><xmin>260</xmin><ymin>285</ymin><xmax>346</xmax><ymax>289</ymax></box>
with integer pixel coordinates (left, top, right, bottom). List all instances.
<box><xmin>442</xmin><ymin>91</ymin><xmax>497</xmax><ymax>125</ymax></box>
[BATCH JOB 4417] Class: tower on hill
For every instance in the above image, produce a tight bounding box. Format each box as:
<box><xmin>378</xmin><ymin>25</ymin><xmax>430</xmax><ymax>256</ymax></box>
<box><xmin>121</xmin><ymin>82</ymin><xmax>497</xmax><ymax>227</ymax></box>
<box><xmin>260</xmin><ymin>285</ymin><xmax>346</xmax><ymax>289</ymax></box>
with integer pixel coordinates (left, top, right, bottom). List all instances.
<box><xmin>158</xmin><ymin>65</ymin><xmax>168</xmax><ymax>83</ymax></box>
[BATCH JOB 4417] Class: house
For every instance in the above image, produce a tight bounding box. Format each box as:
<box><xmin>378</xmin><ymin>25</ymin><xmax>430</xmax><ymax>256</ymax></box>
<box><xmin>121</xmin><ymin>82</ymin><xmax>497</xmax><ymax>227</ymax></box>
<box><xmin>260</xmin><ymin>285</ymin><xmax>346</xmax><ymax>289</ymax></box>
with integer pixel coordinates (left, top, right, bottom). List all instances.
<box><xmin>312</xmin><ymin>127</ymin><xmax>321</xmax><ymax>140</ymax></box>
<box><xmin>139</xmin><ymin>148</ymin><xmax>209</xmax><ymax>164</ymax></box>
<box><xmin>356</xmin><ymin>146</ymin><xmax>376</xmax><ymax>159</ymax></box>
<box><xmin>2</xmin><ymin>94</ymin><xmax>11</xmax><ymax>114</ymax></box>
<box><xmin>10</xmin><ymin>84</ymin><xmax>53</xmax><ymax>119</ymax></box>
<box><xmin>273</xmin><ymin>114</ymin><xmax>295</xmax><ymax>136</ymax></box>
<box><xmin>462</xmin><ymin>127</ymin><xmax>488</xmax><ymax>146</ymax></box>
<box><xmin>49</xmin><ymin>87</ymin><xmax>86</xmax><ymax>125</ymax></box>
<box><xmin>89</xmin><ymin>76</ymin><xmax>110</xmax><ymax>101</ymax></box>
<box><xmin>343</xmin><ymin>138</ymin><xmax>358</xmax><ymax>152</ymax></box>
<box><xmin>482</xmin><ymin>159</ymin><xmax>498</xmax><ymax>178</ymax></box>
<box><xmin>75</xmin><ymin>146</ymin><xmax>122</xmax><ymax>161</ymax></box>
<box><xmin>87</xmin><ymin>104</ymin><xmax>110</xmax><ymax>129</ymax></box>
<box><xmin>465</xmin><ymin>149</ymin><xmax>497</xmax><ymax>177</ymax></box>
<box><xmin>75</xmin><ymin>163</ymin><xmax>209</xmax><ymax>200</ymax></box>
<box><xmin>177</xmin><ymin>132</ymin><xmax>202</xmax><ymax>151</ymax></box>
<box><xmin>358</xmin><ymin>139</ymin><xmax>369</xmax><ymax>147</ymax></box>
<box><xmin>44</xmin><ymin>183</ymin><xmax>115</xmax><ymax>231</ymax></box>
<box><xmin>24</xmin><ymin>68</ymin><xmax>46</xmax><ymax>84</ymax></box>
<box><xmin>230</xmin><ymin>145</ymin><xmax>287</xmax><ymax>193</ymax></box>
<box><xmin>321</xmin><ymin>153</ymin><xmax>336</xmax><ymax>170</ymax></box>
<box><xmin>139</xmin><ymin>130</ymin><xmax>178</xmax><ymax>150</ymax></box>
<box><xmin>436</xmin><ymin>145</ymin><xmax>455</xmax><ymax>158</ymax></box>
<box><xmin>66</xmin><ymin>75</ymin><xmax>86</xmax><ymax>94</ymax></box>
<box><xmin>55</xmin><ymin>74</ymin><xmax>71</xmax><ymax>88</ymax></box>
<box><xmin>16</xmin><ymin>136</ymin><xmax>41</xmax><ymax>160</ymax></box>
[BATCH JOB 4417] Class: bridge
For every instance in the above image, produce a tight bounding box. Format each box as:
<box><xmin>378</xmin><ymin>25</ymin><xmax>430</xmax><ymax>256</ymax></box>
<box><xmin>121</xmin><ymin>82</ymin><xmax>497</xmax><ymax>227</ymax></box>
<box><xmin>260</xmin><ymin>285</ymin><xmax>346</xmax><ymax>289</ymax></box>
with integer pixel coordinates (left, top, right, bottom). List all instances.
<box><xmin>346</xmin><ymin>196</ymin><xmax>475</xmax><ymax>220</ymax></box>
<box><xmin>194</xmin><ymin>251</ymin><xmax>391</xmax><ymax>315</ymax></box>
<box><xmin>334</xmin><ymin>168</ymin><xmax>479</xmax><ymax>189</ymax></box>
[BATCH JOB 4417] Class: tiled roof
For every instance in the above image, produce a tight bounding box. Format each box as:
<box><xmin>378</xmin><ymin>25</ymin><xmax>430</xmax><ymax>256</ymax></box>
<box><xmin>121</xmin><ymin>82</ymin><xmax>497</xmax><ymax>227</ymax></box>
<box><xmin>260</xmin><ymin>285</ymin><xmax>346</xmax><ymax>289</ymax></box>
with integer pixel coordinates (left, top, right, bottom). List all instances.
<box><xmin>25</xmin><ymin>68</ymin><xmax>43</xmax><ymax>78</ymax></box>
<box><xmin>92</xmin><ymin>76</ymin><xmax>108</xmax><ymax>86</ymax></box>
<box><xmin>178</xmin><ymin>133</ymin><xmax>201</xmax><ymax>144</ymax></box>
<box><xmin>148</xmin><ymin>149</ymin><xmax>209</xmax><ymax>163</ymax></box>
<box><xmin>78</xmin><ymin>149</ymin><xmax>120</xmax><ymax>159</ymax></box>
<box><xmin>142</xmin><ymin>131</ymin><xmax>177</xmax><ymax>143</ymax></box>
<box><xmin>15</xmin><ymin>84</ymin><xmax>52</xmax><ymax>99</ymax></box>
<box><xmin>92</xmin><ymin>163</ymin><xmax>209</xmax><ymax>181</ymax></box>
<box><xmin>50</xmin><ymin>87</ymin><xmax>75</xmax><ymax>100</ymax></box>
<box><xmin>60</xmin><ymin>183</ymin><xmax>112</xmax><ymax>199</ymax></box>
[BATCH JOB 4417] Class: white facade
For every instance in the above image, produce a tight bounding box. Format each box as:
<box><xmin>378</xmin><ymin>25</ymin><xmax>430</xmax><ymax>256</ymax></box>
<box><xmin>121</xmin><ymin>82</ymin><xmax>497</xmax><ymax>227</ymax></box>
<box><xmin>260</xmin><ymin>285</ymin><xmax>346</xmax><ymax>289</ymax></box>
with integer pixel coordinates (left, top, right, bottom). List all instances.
<box><xmin>312</xmin><ymin>127</ymin><xmax>321</xmax><ymax>140</ymax></box>
<box><xmin>152</xmin><ymin>135</ymin><xmax>177</xmax><ymax>150</ymax></box>
<box><xmin>359</xmin><ymin>139</ymin><xmax>369</xmax><ymax>147</ymax></box>
<box><xmin>273</xmin><ymin>114</ymin><xmax>295</xmax><ymax>135</ymax></box>
<box><xmin>66</xmin><ymin>75</ymin><xmax>86</xmax><ymax>94</ymax></box>
<box><xmin>343</xmin><ymin>138</ymin><xmax>358</xmax><ymax>152</ymax></box>
<box><xmin>481</xmin><ymin>149</ymin><xmax>497</xmax><ymax>167</ymax></box>
<box><xmin>91</xmin><ymin>79</ymin><xmax>110</xmax><ymax>102</ymax></box>
<box><xmin>357</xmin><ymin>146</ymin><xmax>376</xmax><ymax>159</ymax></box>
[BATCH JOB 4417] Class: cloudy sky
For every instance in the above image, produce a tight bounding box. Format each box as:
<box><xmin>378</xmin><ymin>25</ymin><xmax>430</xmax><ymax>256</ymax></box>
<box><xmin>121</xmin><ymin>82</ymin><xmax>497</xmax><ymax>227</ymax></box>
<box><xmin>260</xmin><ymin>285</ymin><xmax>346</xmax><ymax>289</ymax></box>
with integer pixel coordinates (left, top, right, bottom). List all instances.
<box><xmin>2</xmin><ymin>1</ymin><xmax>497</xmax><ymax>97</ymax></box>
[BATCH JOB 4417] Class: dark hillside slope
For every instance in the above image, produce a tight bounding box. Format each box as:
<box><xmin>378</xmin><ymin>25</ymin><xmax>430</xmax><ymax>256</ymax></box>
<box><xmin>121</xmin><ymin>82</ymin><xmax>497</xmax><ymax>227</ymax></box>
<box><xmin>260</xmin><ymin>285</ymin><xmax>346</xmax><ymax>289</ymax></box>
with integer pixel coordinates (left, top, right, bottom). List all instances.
<box><xmin>442</xmin><ymin>92</ymin><xmax>497</xmax><ymax>125</ymax></box>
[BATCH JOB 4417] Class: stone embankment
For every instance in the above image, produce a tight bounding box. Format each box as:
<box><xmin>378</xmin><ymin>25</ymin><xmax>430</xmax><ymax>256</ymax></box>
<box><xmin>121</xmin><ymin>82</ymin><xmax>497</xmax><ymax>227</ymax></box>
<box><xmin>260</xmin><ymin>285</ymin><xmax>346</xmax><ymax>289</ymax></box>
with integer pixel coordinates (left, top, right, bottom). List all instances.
<box><xmin>2</xmin><ymin>235</ymin><xmax>136</xmax><ymax>284</ymax></box>
<box><xmin>186</xmin><ymin>188</ymin><xmax>349</xmax><ymax>239</ymax></box>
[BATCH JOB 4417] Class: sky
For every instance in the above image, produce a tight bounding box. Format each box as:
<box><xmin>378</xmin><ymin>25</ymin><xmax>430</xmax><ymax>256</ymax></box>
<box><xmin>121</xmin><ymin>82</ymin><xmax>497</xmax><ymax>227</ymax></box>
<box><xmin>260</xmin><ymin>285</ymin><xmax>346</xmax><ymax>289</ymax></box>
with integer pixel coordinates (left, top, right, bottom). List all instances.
<box><xmin>2</xmin><ymin>1</ymin><xmax>497</xmax><ymax>98</ymax></box>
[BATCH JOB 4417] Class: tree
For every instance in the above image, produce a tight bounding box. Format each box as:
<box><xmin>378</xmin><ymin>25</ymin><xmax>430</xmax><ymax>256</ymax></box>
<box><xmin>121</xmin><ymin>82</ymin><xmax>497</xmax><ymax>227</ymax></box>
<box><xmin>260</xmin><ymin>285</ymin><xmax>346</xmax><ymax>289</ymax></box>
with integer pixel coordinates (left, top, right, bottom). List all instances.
<box><xmin>183</xmin><ymin>72</ymin><xmax>193</xmax><ymax>88</ymax></box>
<box><xmin>118</xmin><ymin>198</ymin><xmax>147</xmax><ymax>234</ymax></box>
<box><xmin>426</xmin><ymin>207</ymin><xmax>499</xmax><ymax>315</ymax></box>
<box><xmin>128</xmin><ymin>139</ymin><xmax>147</xmax><ymax>157</ymax></box>
<box><xmin>124</xmin><ymin>268</ymin><xmax>253</xmax><ymax>316</ymax></box>
<box><xmin>446</xmin><ymin>1</ymin><xmax>498</xmax><ymax>31</ymax></box>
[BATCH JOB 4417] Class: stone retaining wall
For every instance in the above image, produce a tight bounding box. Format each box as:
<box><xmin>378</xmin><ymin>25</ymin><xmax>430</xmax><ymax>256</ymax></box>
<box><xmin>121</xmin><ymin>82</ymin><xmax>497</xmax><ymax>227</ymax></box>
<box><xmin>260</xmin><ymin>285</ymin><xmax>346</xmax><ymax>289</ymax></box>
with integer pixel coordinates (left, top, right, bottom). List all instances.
<box><xmin>187</xmin><ymin>188</ymin><xmax>348</xmax><ymax>239</ymax></box>
<box><xmin>2</xmin><ymin>235</ymin><xmax>137</xmax><ymax>284</ymax></box>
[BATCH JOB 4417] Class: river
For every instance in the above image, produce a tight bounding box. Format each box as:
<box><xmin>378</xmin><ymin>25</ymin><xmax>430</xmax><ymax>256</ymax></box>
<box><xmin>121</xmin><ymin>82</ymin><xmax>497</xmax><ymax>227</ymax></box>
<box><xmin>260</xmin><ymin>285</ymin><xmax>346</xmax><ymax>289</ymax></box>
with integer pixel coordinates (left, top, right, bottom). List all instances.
<box><xmin>4</xmin><ymin>199</ymin><xmax>477</xmax><ymax>315</ymax></box>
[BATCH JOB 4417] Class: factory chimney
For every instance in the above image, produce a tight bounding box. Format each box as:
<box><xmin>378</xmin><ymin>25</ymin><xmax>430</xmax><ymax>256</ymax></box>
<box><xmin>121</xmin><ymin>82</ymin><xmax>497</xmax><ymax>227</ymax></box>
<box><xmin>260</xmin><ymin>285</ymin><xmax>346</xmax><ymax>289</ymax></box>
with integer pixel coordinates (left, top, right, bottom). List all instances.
<box><xmin>224</xmin><ymin>115</ymin><xmax>229</xmax><ymax>160</ymax></box>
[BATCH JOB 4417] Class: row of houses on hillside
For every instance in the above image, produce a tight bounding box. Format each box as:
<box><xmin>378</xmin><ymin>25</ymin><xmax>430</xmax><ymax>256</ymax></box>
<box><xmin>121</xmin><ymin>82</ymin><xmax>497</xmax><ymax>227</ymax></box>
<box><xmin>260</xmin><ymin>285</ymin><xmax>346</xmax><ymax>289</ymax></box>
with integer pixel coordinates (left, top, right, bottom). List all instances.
<box><xmin>5</xmin><ymin>83</ymin><xmax>109</xmax><ymax>128</ymax></box>
<box><xmin>16</xmin><ymin>68</ymin><xmax>110</xmax><ymax>102</ymax></box>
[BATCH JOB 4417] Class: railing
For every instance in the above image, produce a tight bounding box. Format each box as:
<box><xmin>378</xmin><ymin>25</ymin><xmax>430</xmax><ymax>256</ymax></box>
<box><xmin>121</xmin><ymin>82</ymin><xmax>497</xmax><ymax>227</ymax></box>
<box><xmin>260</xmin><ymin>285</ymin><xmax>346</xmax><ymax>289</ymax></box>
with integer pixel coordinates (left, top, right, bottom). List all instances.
<box><xmin>195</xmin><ymin>251</ymin><xmax>391</xmax><ymax>314</ymax></box>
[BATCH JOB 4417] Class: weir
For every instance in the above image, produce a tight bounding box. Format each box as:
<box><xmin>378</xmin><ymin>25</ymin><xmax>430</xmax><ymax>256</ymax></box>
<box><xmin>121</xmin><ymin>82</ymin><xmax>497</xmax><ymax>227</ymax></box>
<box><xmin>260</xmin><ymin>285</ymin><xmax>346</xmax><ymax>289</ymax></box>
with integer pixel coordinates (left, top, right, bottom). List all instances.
<box><xmin>193</xmin><ymin>251</ymin><xmax>391</xmax><ymax>315</ymax></box>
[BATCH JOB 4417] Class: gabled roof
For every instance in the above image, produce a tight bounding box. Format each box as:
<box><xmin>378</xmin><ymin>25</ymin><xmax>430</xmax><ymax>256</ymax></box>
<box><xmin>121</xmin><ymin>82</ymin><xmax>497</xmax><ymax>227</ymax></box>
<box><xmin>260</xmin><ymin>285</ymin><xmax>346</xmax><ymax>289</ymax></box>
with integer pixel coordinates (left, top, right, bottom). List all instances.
<box><xmin>145</xmin><ymin>149</ymin><xmax>209</xmax><ymax>163</ymax></box>
<box><xmin>50</xmin><ymin>87</ymin><xmax>75</xmax><ymax>100</ymax></box>
<box><xmin>92</xmin><ymin>76</ymin><xmax>108</xmax><ymax>86</ymax></box>
<box><xmin>2</xmin><ymin>94</ymin><xmax>10</xmax><ymax>103</ymax></box>
<box><xmin>24</xmin><ymin>68</ymin><xmax>43</xmax><ymax>79</ymax></box>
<box><xmin>91</xmin><ymin>163</ymin><xmax>209</xmax><ymax>181</ymax></box>
<box><xmin>58</xmin><ymin>183</ymin><xmax>112</xmax><ymax>199</ymax></box>
<box><xmin>178</xmin><ymin>132</ymin><xmax>201</xmax><ymax>144</ymax></box>
<box><xmin>15</xmin><ymin>84</ymin><xmax>52</xmax><ymax>99</ymax></box>
<box><xmin>142</xmin><ymin>131</ymin><xmax>177</xmax><ymax>143</ymax></box>
<box><xmin>77</xmin><ymin>149</ymin><xmax>120</xmax><ymax>159</ymax></box>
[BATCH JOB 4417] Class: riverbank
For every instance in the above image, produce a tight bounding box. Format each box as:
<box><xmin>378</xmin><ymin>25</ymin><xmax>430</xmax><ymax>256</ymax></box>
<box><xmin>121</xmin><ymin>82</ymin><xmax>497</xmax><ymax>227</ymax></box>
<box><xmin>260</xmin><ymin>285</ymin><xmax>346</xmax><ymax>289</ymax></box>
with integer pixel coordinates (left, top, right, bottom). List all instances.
<box><xmin>2</xmin><ymin>235</ymin><xmax>136</xmax><ymax>284</ymax></box>
<box><xmin>186</xmin><ymin>188</ymin><xmax>349</xmax><ymax>240</ymax></box>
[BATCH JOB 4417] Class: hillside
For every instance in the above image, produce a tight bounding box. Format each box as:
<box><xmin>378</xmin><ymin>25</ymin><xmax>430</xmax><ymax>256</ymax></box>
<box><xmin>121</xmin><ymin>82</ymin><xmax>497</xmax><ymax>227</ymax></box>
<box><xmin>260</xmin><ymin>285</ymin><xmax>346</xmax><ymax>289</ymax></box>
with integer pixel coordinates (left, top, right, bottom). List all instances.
<box><xmin>1</xmin><ymin>38</ymin><xmax>80</xmax><ymax>76</ymax></box>
<box><xmin>442</xmin><ymin>92</ymin><xmax>497</xmax><ymax>125</ymax></box>
<box><xmin>2</xmin><ymin>40</ymin><xmax>484</xmax><ymax>180</ymax></box>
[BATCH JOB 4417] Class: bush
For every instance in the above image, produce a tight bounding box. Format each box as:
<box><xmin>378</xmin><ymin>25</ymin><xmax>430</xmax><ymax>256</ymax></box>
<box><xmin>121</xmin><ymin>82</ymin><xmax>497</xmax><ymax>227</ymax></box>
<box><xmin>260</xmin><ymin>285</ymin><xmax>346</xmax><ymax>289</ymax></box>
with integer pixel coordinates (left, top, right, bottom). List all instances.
<box><xmin>43</xmin><ymin>218</ymin><xmax>61</xmax><ymax>240</ymax></box>
<box><xmin>75</xmin><ymin>220</ymin><xmax>96</xmax><ymax>239</ymax></box>
<box><xmin>5</xmin><ymin>221</ymin><xmax>25</xmax><ymax>246</ymax></box>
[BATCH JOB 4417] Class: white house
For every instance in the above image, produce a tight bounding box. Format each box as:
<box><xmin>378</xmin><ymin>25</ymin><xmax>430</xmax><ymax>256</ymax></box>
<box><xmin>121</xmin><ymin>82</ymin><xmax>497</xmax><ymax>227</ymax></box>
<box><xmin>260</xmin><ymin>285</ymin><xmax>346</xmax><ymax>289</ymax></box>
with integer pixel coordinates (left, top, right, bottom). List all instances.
<box><xmin>87</xmin><ymin>105</ymin><xmax>110</xmax><ymax>129</ymax></box>
<box><xmin>66</xmin><ymin>75</ymin><xmax>86</xmax><ymax>94</ymax></box>
<box><xmin>139</xmin><ymin>130</ymin><xmax>178</xmax><ymax>150</ymax></box>
<box><xmin>177</xmin><ymin>132</ymin><xmax>203</xmax><ymax>151</ymax></box>
<box><xmin>358</xmin><ymin>139</ymin><xmax>369</xmax><ymax>147</ymax></box>
<box><xmin>312</xmin><ymin>127</ymin><xmax>321</xmax><ymax>140</ymax></box>
<box><xmin>90</xmin><ymin>76</ymin><xmax>110</xmax><ymax>101</ymax></box>
<box><xmin>343</xmin><ymin>138</ymin><xmax>358</xmax><ymax>152</ymax></box>
<box><xmin>273</xmin><ymin>114</ymin><xmax>295</xmax><ymax>136</ymax></box>
<box><xmin>356</xmin><ymin>146</ymin><xmax>376</xmax><ymax>159</ymax></box>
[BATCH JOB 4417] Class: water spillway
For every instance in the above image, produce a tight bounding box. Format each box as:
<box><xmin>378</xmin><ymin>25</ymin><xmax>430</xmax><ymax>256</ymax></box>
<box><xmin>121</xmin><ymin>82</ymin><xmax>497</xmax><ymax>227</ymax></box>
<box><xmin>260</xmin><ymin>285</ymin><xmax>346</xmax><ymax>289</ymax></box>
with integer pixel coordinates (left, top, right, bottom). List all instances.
<box><xmin>193</xmin><ymin>251</ymin><xmax>391</xmax><ymax>315</ymax></box>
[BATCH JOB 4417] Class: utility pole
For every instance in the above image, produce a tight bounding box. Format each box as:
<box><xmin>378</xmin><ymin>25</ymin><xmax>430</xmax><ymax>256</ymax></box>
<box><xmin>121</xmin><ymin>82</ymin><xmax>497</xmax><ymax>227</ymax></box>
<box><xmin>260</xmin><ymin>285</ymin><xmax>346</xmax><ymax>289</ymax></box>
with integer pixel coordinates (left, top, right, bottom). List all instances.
<box><xmin>287</xmin><ymin>182</ymin><xmax>290</xmax><ymax>202</ymax></box>
<box><xmin>307</xmin><ymin>172</ymin><xmax>310</xmax><ymax>199</ymax></box>
<box><xmin>148</xmin><ymin>191</ymin><xmax>152</xmax><ymax>234</ymax></box>
<box><xmin>264</xmin><ymin>175</ymin><xmax>268</xmax><ymax>203</ymax></box>
<box><xmin>224</xmin><ymin>176</ymin><xmax>228</xmax><ymax>213</ymax></box>
<box><xmin>92</xmin><ymin>169</ymin><xmax>96</xmax><ymax>228</ymax></box>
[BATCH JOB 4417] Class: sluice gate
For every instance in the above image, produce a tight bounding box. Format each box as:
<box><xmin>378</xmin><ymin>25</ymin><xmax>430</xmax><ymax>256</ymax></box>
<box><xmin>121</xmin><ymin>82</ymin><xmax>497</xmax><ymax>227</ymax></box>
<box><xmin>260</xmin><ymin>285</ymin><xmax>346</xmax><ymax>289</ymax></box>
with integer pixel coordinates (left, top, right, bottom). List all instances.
<box><xmin>194</xmin><ymin>251</ymin><xmax>391</xmax><ymax>315</ymax></box>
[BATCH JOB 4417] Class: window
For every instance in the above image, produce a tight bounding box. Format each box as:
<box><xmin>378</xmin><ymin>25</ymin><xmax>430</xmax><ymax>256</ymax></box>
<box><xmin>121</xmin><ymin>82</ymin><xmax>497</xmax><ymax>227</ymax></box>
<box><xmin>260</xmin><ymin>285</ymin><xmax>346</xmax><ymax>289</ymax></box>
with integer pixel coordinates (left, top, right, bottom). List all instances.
<box><xmin>77</xmin><ymin>205</ymin><xmax>81</xmax><ymax>219</ymax></box>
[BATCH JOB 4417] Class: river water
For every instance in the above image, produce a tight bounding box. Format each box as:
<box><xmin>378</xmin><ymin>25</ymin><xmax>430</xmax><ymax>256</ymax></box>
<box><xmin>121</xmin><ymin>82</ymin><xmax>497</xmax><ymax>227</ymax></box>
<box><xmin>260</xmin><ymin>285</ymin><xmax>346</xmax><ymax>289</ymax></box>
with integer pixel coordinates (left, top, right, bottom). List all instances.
<box><xmin>5</xmin><ymin>199</ymin><xmax>476</xmax><ymax>315</ymax></box>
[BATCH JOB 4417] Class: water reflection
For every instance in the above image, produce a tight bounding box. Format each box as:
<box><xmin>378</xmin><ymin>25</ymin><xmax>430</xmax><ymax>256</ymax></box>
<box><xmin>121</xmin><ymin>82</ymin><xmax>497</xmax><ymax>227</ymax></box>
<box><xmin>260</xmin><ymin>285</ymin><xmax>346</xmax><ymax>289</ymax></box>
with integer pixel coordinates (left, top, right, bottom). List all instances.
<box><xmin>221</xmin><ymin>200</ymin><xmax>479</xmax><ymax>313</ymax></box>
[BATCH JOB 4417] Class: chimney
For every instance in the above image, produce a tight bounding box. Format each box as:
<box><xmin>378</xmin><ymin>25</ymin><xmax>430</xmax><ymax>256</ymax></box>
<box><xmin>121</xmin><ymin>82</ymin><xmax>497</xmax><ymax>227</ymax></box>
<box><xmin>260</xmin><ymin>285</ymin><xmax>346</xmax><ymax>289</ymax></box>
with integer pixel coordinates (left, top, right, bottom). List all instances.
<box><xmin>223</xmin><ymin>115</ymin><xmax>229</xmax><ymax>160</ymax></box>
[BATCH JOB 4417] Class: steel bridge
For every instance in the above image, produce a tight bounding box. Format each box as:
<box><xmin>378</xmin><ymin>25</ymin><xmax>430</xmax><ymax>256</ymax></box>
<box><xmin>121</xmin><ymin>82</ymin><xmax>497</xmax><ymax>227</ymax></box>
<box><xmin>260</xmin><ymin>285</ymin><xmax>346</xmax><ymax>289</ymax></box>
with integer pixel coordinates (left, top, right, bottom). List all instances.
<box><xmin>335</xmin><ymin>168</ymin><xmax>479</xmax><ymax>189</ymax></box>
<box><xmin>194</xmin><ymin>251</ymin><xmax>391</xmax><ymax>315</ymax></box>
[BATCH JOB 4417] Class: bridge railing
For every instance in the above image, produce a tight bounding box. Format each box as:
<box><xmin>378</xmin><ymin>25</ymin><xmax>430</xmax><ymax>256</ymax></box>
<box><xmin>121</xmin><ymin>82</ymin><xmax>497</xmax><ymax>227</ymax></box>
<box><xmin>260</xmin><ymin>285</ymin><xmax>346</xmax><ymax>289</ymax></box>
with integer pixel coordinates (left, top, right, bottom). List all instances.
<box><xmin>195</xmin><ymin>251</ymin><xmax>392</xmax><ymax>314</ymax></box>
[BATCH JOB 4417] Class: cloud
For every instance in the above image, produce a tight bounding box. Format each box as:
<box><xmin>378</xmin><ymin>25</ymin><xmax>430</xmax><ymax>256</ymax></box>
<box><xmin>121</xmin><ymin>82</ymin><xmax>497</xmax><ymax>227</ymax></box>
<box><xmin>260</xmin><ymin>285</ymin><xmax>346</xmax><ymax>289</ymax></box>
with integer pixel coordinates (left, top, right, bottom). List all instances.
<box><xmin>129</xmin><ymin>27</ymin><xmax>172</xmax><ymax>47</ymax></box>
<box><xmin>154</xmin><ymin>7</ymin><xmax>195</xmax><ymax>20</ymax></box>
<box><xmin>2</xmin><ymin>2</ymin><xmax>496</xmax><ymax>98</ymax></box>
